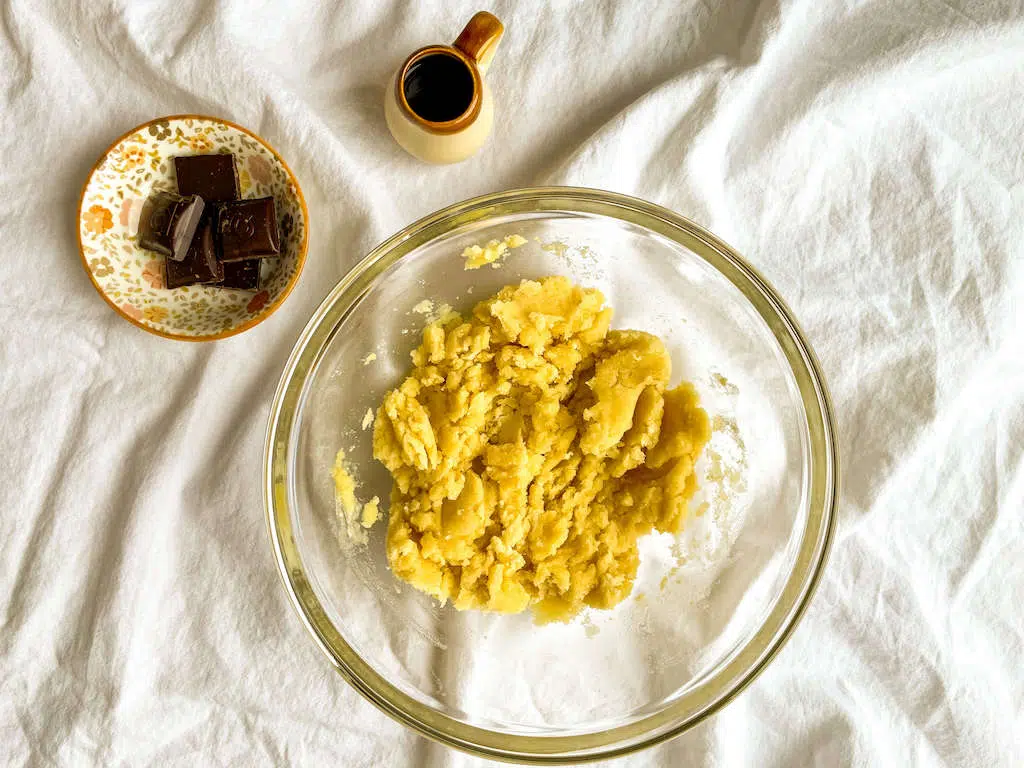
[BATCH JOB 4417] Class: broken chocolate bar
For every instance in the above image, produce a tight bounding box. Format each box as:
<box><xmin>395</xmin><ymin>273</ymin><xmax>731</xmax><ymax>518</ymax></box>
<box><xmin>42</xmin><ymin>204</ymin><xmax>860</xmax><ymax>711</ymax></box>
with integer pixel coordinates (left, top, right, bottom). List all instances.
<box><xmin>216</xmin><ymin>197</ymin><xmax>280</xmax><ymax>261</ymax></box>
<box><xmin>220</xmin><ymin>259</ymin><xmax>261</xmax><ymax>290</ymax></box>
<box><xmin>165</xmin><ymin>214</ymin><xmax>223</xmax><ymax>288</ymax></box>
<box><xmin>138</xmin><ymin>192</ymin><xmax>205</xmax><ymax>262</ymax></box>
<box><xmin>174</xmin><ymin>154</ymin><xmax>240</xmax><ymax>202</ymax></box>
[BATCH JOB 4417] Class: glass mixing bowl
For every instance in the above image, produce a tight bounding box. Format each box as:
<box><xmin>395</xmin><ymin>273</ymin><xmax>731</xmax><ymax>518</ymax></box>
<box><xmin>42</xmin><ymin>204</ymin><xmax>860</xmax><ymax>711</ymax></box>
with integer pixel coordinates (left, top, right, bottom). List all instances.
<box><xmin>265</xmin><ymin>188</ymin><xmax>838</xmax><ymax>763</ymax></box>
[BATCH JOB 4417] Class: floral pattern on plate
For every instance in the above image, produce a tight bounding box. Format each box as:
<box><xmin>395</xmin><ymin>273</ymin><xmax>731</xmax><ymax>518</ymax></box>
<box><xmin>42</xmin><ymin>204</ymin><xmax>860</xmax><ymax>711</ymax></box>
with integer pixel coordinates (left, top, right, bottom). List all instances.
<box><xmin>79</xmin><ymin>115</ymin><xmax>308</xmax><ymax>340</ymax></box>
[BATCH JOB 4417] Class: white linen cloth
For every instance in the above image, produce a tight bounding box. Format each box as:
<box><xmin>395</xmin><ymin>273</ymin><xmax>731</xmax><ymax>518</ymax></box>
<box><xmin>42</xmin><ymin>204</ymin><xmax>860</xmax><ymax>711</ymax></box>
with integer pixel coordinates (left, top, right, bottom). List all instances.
<box><xmin>1</xmin><ymin>0</ymin><xmax>1022</xmax><ymax>765</ymax></box>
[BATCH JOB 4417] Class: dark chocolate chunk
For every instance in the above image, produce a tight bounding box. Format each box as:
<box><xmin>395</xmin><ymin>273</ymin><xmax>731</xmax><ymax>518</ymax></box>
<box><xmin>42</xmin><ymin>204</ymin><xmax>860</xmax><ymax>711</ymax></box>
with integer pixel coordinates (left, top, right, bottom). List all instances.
<box><xmin>216</xmin><ymin>197</ymin><xmax>280</xmax><ymax>261</ymax></box>
<box><xmin>165</xmin><ymin>214</ymin><xmax>223</xmax><ymax>288</ymax></box>
<box><xmin>138</xmin><ymin>192</ymin><xmax>205</xmax><ymax>262</ymax></box>
<box><xmin>174</xmin><ymin>154</ymin><xmax>240</xmax><ymax>202</ymax></box>
<box><xmin>219</xmin><ymin>259</ymin><xmax>262</xmax><ymax>290</ymax></box>
<box><xmin>137</xmin><ymin>193</ymin><xmax>176</xmax><ymax>254</ymax></box>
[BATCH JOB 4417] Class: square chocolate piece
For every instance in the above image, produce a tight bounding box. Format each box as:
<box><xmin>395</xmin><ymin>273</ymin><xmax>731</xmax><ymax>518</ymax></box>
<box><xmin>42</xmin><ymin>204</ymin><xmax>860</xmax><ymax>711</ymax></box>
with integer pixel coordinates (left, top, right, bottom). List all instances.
<box><xmin>138</xmin><ymin>192</ymin><xmax>205</xmax><ymax>262</ymax></box>
<box><xmin>165</xmin><ymin>214</ymin><xmax>223</xmax><ymax>288</ymax></box>
<box><xmin>174</xmin><ymin>154</ymin><xmax>240</xmax><ymax>202</ymax></box>
<box><xmin>216</xmin><ymin>197</ymin><xmax>280</xmax><ymax>261</ymax></box>
<box><xmin>219</xmin><ymin>259</ymin><xmax>261</xmax><ymax>290</ymax></box>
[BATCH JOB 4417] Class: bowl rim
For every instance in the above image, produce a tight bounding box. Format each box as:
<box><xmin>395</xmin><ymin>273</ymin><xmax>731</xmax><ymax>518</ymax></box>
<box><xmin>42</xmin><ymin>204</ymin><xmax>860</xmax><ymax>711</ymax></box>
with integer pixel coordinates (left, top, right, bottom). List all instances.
<box><xmin>264</xmin><ymin>187</ymin><xmax>839</xmax><ymax>763</ymax></box>
<box><xmin>76</xmin><ymin>113</ymin><xmax>310</xmax><ymax>342</ymax></box>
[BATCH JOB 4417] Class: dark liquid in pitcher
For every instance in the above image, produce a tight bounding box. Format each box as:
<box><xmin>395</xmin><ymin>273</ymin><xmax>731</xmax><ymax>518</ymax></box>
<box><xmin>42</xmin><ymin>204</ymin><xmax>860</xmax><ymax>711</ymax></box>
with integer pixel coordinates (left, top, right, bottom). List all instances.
<box><xmin>403</xmin><ymin>53</ymin><xmax>475</xmax><ymax>122</ymax></box>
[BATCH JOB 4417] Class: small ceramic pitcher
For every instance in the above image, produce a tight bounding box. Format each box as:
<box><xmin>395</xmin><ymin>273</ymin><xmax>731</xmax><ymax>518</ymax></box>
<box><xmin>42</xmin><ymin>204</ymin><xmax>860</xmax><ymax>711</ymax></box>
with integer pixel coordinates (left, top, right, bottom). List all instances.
<box><xmin>385</xmin><ymin>11</ymin><xmax>504</xmax><ymax>164</ymax></box>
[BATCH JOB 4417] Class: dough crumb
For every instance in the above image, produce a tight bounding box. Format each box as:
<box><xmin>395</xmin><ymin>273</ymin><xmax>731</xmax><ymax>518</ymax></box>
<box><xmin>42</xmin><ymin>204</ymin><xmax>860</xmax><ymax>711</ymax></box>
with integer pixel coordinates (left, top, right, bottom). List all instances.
<box><xmin>372</xmin><ymin>276</ymin><xmax>710</xmax><ymax>622</ymax></box>
<box><xmin>331</xmin><ymin>448</ymin><xmax>363</xmax><ymax>541</ymax></box>
<box><xmin>332</xmin><ymin>449</ymin><xmax>380</xmax><ymax>538</ymax></box>
<box><xmin>411</xmin><ymin>298</ymin><xmax>459</xmax><ymax>325</ymax></box>
<box><xmin>362</xmin><ymin>408</ymin><xmax>374</xmax><ymax>430</ymax></box>
<box><xmin>541</xmin><ymin>240</ymin><xmax>570</xmax><ymax>258</ymax></box>
<box><xmin>362</xmin><ymin>496</ymin><xmax>380</xmax><ymax>528</ymax></box>
<box><xmin>331</xmin><ymin>449</ymin><xmax>357</xmax><ymax>517</ymax></box>
<box><xmin>362</xmin><ymin>352</ymin><xmax>377</xmax><ymax>365</ymax></box>
<box><xmin>710</xmin><ymin>371</ymin><xmax>738</xmax><ymax>395</ymax></box>
<box><xmin>462</xmin><ymin>234</ymin><xmax>527</xmax><ymax>270</ymax></box>
<box><xmin>433</xmin><ymin>303</ymin><xmax>460</xmax><ymax>325</ymax></box>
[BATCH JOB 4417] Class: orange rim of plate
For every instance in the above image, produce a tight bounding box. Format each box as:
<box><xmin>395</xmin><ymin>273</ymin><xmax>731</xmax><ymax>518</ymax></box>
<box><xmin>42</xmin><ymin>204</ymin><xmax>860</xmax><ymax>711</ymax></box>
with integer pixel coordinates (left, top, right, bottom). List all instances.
<box><xmin>76</xmin><ymin>113</ymin><xmax>311</xmax><ymax>342</ymax></box>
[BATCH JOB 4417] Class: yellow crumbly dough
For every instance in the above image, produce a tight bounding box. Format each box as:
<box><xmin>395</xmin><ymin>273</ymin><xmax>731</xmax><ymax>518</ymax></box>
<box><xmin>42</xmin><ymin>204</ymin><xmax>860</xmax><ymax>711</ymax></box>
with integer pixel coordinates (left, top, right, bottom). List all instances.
<box><xmin>372</xmin><ymin>276</ymin><xmax>710</xmax><ymax>622</ymax></box>
<box><xmin>462</xmin><ymin>234</ymin><xmax>528</xmax><ymax>270</ymax></box>
<box><xmin>332</xmin><ymin>449</ymin><xmax>379</xmax><ymax>532</ymax></box>
<box><xmin>362</xmin><ymin>496</ymin><xmax>380</xmax><ymax>528</ymax></box>
<box><xmin>331</xmin><ymin>449</ymin><xmax>358</xmax><ymax>520</ymax></box>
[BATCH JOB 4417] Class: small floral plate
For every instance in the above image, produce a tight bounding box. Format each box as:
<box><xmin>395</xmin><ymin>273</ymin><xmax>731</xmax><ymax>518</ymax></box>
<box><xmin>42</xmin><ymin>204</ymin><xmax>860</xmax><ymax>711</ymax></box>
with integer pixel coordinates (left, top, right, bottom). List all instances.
<box><xmin>78</xmin><ymin>115</ymin><xmax>309</xmax><ymax>341</ymax></box>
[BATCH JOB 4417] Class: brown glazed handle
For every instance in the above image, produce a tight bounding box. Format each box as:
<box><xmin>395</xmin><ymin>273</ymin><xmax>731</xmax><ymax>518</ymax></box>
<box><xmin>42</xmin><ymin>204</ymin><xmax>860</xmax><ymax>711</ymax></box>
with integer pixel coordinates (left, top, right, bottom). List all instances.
<box><xmin>453</xmin><ymin>11</ymin><xmax>504</xmax><ymax>75</ymax></box>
